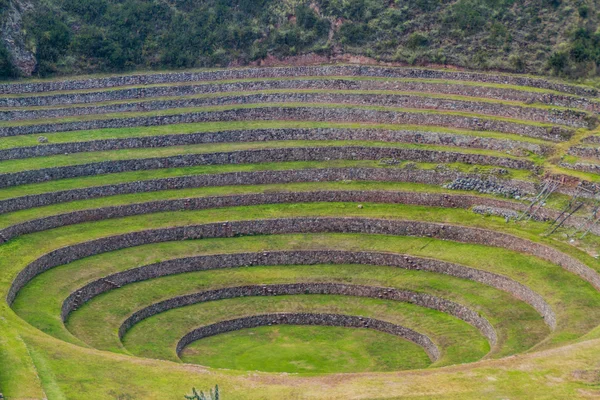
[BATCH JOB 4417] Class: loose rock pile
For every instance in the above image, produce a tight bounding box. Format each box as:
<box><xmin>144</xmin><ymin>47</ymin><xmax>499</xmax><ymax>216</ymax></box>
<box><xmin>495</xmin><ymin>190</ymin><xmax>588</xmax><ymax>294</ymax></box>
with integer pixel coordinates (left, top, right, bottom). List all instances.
<box><xmin>445</xmin><ymin>177</ymin><xmax>526</xmax><ymax>198</ymax></box>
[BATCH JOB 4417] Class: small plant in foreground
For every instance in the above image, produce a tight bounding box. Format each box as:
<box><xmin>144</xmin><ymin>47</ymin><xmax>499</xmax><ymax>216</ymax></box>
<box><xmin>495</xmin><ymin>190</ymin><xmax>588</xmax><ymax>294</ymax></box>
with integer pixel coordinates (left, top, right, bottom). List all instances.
<box><xmin>185</xmin><ymin>385</ymin><xmax>219</xmax><ymax>400</ymax></box>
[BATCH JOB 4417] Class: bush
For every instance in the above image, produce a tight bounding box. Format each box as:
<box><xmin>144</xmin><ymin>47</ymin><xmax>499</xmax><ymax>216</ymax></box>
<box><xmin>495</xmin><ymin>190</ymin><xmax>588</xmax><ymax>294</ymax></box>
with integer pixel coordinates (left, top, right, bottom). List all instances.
<box><xmin>406</xmin><ymin>32</ymin><xmax>429</xmax><ymax>49</ymax></box>
<box><xmin>578</xmin><ymin>5</ymin><xmax>589</xmax><ymax>18</ymax></box>
<box><xmin>339</xmin><ymin>22</ymin><xmax>373</xmax><ymax>45</ymax></box>
<box><xmin>0</xmin><ymin>43</ymin><xmax>17</xmax><ymax>79</ymax></box>
<box><xmin>444</xmin><ymin>0</ymin><xmax>490</xmax><ymax>35</ymax></box>
<box><xmin>547</xmin><ymin>51</ymin><xmax>569</xmax><ymax>74</ymax></box>
<box><xmin>509</xmin><ymin>54</ymin><xmax>526</xmax><ymax>72</ymax></box>
<box><xmin>25</xmin><ymin>9</ymin><xmax>71</xmax><ymax>75</ymax></box>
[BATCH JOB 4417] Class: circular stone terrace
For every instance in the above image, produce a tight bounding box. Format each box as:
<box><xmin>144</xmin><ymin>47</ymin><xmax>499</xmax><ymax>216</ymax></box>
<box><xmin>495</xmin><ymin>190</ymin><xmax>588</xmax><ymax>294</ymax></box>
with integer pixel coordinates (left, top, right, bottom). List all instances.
<box><xmin>1</xmin><ymin>64</ymin><xmax>600</xmax><ymax>399</ymax></box>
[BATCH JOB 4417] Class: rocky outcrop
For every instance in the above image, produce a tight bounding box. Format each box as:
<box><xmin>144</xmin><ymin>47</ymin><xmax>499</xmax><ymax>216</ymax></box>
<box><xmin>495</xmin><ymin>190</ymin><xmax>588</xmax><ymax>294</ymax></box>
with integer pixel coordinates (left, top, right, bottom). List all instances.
<box><xmin>0</xmin><ymin>0</ymin><xmax>35</xmax><ymax>76</ymax></box>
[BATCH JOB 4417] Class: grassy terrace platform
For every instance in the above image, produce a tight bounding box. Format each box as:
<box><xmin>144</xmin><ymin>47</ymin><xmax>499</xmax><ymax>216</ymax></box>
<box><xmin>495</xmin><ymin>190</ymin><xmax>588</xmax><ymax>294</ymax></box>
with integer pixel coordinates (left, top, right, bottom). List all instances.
<box><xmin>180</xmin><ymin>324</ymin><xmax>431</xmax><ymax>373</ymax></box>
<box><xmin>0</xmin><ymin>121</ymin><xmax>553</xmax><ymax>149</ymax></box>
<box><xmin>2</xmin><ymin>65</ymin><xmax>600</xmax><ymax>399</ymax></box>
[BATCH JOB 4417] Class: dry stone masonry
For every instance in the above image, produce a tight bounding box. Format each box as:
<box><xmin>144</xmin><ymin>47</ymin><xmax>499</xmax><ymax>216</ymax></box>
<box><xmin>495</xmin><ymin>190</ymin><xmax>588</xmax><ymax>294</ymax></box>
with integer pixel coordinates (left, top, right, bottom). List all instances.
<box><xmin>568</xmin><ymin>146</ymin><xmax>600</xmax><ymax>160</ymax></box>
<box><xmin>1</xmin><ymin>65</ymin><xmax>595</xmax><ymax>97</ymax></box>
<box><xmin>0</xmin><ymin>146</ymin><xmax>536</xmax><ymax>189</ymax></box>
<box><xmin>0</xmin><ymin>107</ymin><xmax>573</xmax><ymax>141</ymax></box>
<box><xmin>2</xmin><ymin>78</ymin><xmax>598</xmax><ymax>113</ymax></box>
<box><xmin>0</xmin><ymin>128</ymin><xmax>551</xmax><ymax>161</ymax></box>
<box><xmin>112</xmin><ymin>283</ymin><xmax>496</xmax><ymax>347</ymax></box>
<box><xmin>4</xmin><ymin>62</ymin><xmax>600</xmax><ymax>385</ymax></box>
<box><xmin>2</xmin><ymin>92</ymin><xmax>590</xmax><ymax>128</ymax></box>
<box><xmin>67</xmin><ymin>249</ymin><xmax>550</xmax><ymax>330</ymax></box>
<box><xmin>175</xmin><ymin>312</ymin><xmax>441</xmax><ymax>361</ymax></box>
<box><xmin>14</xmin><ymin>217</ymin><xmax>588</xmax><ymax>329</ymax></box>
<box><xmin>0</xmin><ymin>190</ymin><xmax>534</xmax><ymax>242</ymax></box>
<box><xmin>0</xmin><ymin>168</ymin><xmax>537</xmax><ymax>215</ymax></box>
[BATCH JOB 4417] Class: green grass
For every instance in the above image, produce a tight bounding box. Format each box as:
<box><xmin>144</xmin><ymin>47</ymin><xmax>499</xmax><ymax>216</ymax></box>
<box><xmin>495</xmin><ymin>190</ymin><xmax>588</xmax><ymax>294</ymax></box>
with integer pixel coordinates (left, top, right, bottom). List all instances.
<box><xmin>180</xmin><ymin>324</ymin><xmax>431</xmax><ymax>373</ymax></box>
<box><xmin>123</xmin><ymin>294</ymin><xmax>488</xmax><ymax>367</ymax></box>
<box><xmin>0</xmin><ymin>320</ymin><xmax>46</xmax><ymax>398</ymax></box>
<box><xmin>3</xmin><ymin>74</ymin><xmax>593</xmax><ymax>98</ymax></box>
<box><xmin>7</xmin><ymin>89</ymin><xmax>586</xmax><ymax>114</ymax></box>
<box><xmin>0</xmin><ymin>159</ymin><xmax>537</xmax><ymax>202</ymax></box>
<box><xmin>0</xmin><ymin>102</ymin><xmax>559</xmax><ymax>128</ymax></box>
<box><xmin>0</xmin><ymin>120</ymin><xmax>552</xmax><ymax>151</ymax></box>
<box><xmin>60</xmin><ymin>259</ymin><xmax>543</xmax><ymax>357</ymax></box>
<box><xmin>13</xmin><ymin>328</ymin><xmax>600</xmax><ymax>399</ymax></box>
<box><xmin>2</xmin><ymin>68</ymin><xmax>600</xmax><ymax>399</ymax></box>
<box><xmin>0</xmin><ymin>180</ymin><xmax>530</xmax><ymax>230</ymax></box>
<box><xmin>0</xmin><ymin>139</ymin><xmax>535</xmax><ymax>175</ymax></box>
<box><xmin>12</xmin><ymin>207</ymin><xmax>598</xmax><ymax>354</ymax></box>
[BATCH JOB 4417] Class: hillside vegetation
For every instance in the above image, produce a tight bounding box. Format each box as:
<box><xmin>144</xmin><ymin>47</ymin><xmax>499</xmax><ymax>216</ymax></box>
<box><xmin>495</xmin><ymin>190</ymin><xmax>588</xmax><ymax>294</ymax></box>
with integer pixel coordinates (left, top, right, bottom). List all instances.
<box><xmin>2</xmin><ymin>0</ymin><xmax>600</xmax><ymax>80</ymax></box>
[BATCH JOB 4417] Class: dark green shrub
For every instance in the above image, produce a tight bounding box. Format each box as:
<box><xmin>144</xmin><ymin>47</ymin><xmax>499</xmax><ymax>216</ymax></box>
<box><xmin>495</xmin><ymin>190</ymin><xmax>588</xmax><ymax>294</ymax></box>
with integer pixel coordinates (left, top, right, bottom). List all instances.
<box><xmin>0</xmin><ymin>43</ymin><xmax>17</xmax><ymax>79</ymax></box>
<box><xmin>339</xmin><ymin>22</ymin><xmax>373</xmax><ymax>45</ymax></box>
<box><xmin>443</xmin><ymin>0</ymin><xmax>489</xmax><ymax>35</ymax></box>
<box><xmin>406</xmin><ymin>32</ymin><xmax>429</xmax><ymax>49</ymax></box>
<box><xmin>24</xmin><ymin>9</ymin><xmax>71</xmax><ymax>75</ymax></box>
<box><xmin>547</xmin><ymin>51</ymin><xmax>569</xmax><ymax>74</ymax></box>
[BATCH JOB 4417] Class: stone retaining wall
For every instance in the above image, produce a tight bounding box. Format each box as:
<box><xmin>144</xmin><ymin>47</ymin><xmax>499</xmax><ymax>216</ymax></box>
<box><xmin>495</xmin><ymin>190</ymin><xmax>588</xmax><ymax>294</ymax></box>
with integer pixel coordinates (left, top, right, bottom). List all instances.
<box><xmin>0</xmin><ymin>146</ymin><xmax>536</xmax><ymax>189</ymax></box>
<box><xmin>1</xmin><ymin>65</ymin><xmax>595</xmax><ymax>97</ymax></box>
<box><xmin>175</xmin><ymin>312</ymin><xmax>440</xmax><ymax>361</ymax></box>
<box><xmin>3</xmin><ymin>93</ymin><xmax>589</xmax><ymax>128</ymax></box>
<box><xmin>1</xmin><ymin>190</ymin><xmax>524</xmax><ymax>241</ymax></box>
<box><xmin>13</xmin><ymin>217</ymin><xmax>591</xmax><ymax>328</ymax></box>
<box><xmin>1</xmin><ymin>128</ymin><xmax>550</xmax><ymax>161</ymax></box>
<box><xmin>0</xmin><ymin>190</ymin><xmax>530</xmax><ymax>242</ymax></box>
<box><xmin>0</xmin><ymin>107</ymin><xmax>572</xmax><ymax>141</ymax></box>
<box><xmin>4</xmin><ymin>185</ymin><xmax>592</xmax><ymax>248</ymax></box>
<box><xmin>0</xmin><ymin>168</ymin><xmax>536</xmax><ymax>215</ymax></box>
<box><xmin>568</xmin><ymin>146</ymin><xmax>600</xmax><ymax>160</ymax></box>
<box><xmin>64</xmin><ymin>250</ymin><xmax>552</xmax><ymax>331</ymax></box>
<box><xmin>3</xmin><ymin>79</ymin><xmax>598</xmax><ymax>113</ymax></box>
<box><xmin>559</xmin><ymin>162</ymin><xmax>600</xmax><ymax>175</ymax></box>
<box><xmin>583</xmin><ymin>135</ymin><xmax>600</xmax><ymax>144</ymax></box>
<box><xmin>111</xmin><ymin>283</ymin><xmax>496</xmax><ymax>347</ymax></box>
